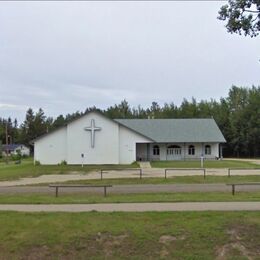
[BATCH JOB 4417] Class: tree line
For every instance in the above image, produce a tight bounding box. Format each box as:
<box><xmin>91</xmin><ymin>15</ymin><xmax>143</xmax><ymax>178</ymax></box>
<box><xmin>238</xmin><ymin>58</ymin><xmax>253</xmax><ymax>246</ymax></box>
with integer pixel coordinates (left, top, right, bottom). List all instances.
<box><xmin>0</xmin><ymin>85</ymin><xmax>259</xmax><ymax>157</ymax></box>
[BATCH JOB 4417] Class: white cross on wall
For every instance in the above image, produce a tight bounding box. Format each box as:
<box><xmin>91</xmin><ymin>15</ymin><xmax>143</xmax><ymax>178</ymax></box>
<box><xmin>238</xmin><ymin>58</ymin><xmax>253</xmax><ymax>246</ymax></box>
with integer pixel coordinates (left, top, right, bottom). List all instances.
<box><xmin>84</xmin><ymin>119</ymin><xmax>101</xmax><ymax>148</ymax></box>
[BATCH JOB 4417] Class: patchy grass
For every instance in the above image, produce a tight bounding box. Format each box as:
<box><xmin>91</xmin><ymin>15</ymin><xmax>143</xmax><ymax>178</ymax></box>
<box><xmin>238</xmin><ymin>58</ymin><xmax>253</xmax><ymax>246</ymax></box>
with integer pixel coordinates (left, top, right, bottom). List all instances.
<box><xmin>0</xmin><ymin>158</ymin><xmax>259</xmax><ymax>182</ymax></box>
<box><xmin>0</xmin><ymin>211</ymin><xmax>259</xmax><ymax>259</ymax></box>
<box><xmin>151</xmin><ymin>160</ymin><xmax>260</xmax><ymax>168</ymax></box>
<box><xmin>61</xmin><ymin>175</ymin><xmax>260</xmax><ymax>185</ymax></box>
<box><xmin>0</xmin><ymin>191</ymin><xmax>260</xmax><ymax>204</ymax></box>
<box><xmin>0</xmin><ymin>158</ymin><xmax>139</xmax><ymax>181</ymax></box>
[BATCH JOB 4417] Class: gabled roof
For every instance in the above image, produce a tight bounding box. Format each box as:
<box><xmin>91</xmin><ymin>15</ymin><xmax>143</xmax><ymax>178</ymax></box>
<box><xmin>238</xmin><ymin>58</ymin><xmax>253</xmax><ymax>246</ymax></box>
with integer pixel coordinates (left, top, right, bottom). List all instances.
<box><xmin>115</xmin><ymin>118</ymin><xmax>226</xmax><ymax>143</ymax></box>
<box><xmin>32</xmin><ymin>109</ymin><xmax>226</xmax><ymax>143</ymax></box>
<box><xmin>2</xmin><ymin>144</ymin><xmax>28</xmax><ymax>151</ymax></box>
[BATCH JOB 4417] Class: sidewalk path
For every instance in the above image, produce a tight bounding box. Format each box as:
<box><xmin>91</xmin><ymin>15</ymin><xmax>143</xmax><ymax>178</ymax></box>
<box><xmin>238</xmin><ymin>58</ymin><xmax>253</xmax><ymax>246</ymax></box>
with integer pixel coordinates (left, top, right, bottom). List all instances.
<box><xmin>0</xmin><ymin>202</ymin><xmax>260</xmax><ymax>212</ymax></box>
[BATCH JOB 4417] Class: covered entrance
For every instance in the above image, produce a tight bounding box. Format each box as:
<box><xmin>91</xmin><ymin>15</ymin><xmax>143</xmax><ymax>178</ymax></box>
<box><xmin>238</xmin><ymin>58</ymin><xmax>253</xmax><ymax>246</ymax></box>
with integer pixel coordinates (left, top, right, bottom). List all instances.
<box><xmin>166</xmin><ymin>145</ymin><xmax>182</xmax><ymax>160</ymax></box>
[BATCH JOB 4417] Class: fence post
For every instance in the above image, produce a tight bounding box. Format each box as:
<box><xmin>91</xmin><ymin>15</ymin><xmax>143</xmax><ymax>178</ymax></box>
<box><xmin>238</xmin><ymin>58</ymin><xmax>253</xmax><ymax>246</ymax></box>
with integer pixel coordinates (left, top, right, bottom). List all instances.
<box><xmin>101</xmin><ymin>170</ymin><xmax>103</xmax><ymax>180</ymax></box>
<box><xmin>140</xmin><ymin>169</ymin><xmax>142</xmax><ymax>179</ymax></box>
<box><xmin>228</xmin><ymin>168</ymin><xmax>230</xmax><ymax>177</ymax></box>
<box><xmin>203</xmin><ymin>169</ymin><xmax>206</xmax><ymax>179</ymax></box>
<box><xmin>165</xmin><ymin>169</ymin><xmax>167</xmax><ymax>179</ymax></box>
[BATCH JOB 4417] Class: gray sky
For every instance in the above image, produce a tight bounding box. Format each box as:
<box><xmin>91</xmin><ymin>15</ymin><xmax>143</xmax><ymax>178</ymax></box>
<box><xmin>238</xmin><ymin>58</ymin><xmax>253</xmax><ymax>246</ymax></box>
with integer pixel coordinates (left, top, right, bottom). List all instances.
<box><xmin>0</xmin><ymin>1</ymin><xmax>259</xmax><ymax>123</ymax></box>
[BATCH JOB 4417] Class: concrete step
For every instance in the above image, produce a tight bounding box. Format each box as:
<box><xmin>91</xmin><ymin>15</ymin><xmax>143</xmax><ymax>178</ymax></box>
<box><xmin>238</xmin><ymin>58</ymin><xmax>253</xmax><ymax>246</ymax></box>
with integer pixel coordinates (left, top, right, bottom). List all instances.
<box><xmin>138</xmin><ymin>161</ymin><xmax>151</xmax><ymax>169</ymax></box>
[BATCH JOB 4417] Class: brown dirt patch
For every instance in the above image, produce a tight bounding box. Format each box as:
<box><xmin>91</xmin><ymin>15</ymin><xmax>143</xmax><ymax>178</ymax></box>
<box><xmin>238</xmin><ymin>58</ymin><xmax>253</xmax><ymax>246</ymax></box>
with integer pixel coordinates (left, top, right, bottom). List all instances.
<box><xmin>159</xmin><ymin>234</ymin><xmax>186</xmax><ymax>245</ymax></box>
<box><xmin>216</xmin><ymin>224</ymin><xmax>260</xmax><ymax>259</ymax></box>
<box><xmin>20</xmin><ymin>245</ymin><xmax>51</xmax><ymax>260</ymax></box>
<box><xmin>158</xmin><ymin>234</ymin><xmax>186</xmax><ymax>258</ymax></box>
<box><xmin>95</xmin><ymin>232</ymin><xmax>129</xmax><ymax>257</ymax></box>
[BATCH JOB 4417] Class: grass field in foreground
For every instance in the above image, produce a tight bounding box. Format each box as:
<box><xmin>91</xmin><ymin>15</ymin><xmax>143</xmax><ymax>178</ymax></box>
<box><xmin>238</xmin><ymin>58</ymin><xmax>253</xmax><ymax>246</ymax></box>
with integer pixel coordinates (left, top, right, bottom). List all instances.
<box><xmin>0</xmin><ymin>211</ymin><xmax>259</xmax><ymax>259</ymax></box>
<box><xmin>62</xmin><ymin>175</ymin><xmax>260</xmax><ymax>185</ymax></box>
<box><xmin>151</xmin><ymin>159</ymin><xmax>260</xmax><ymax>168</ymax></box>
<box><xmin>0</xmin><ymin>191</ymin><xmax>260</xmax><ymax>204</ymax></box>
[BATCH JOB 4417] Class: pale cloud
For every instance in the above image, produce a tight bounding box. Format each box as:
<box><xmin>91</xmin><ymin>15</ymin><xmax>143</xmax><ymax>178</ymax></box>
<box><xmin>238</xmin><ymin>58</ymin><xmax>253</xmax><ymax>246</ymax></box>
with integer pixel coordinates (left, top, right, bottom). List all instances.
<box><xmin>0</xmin><ymin>1</ymin><xmax>259</xmax><ymax>123</ymax></box>
<box><xmin>0</xmin><ymin>103</ymin><xmax>28</xmax><ymax>111</ymax></box>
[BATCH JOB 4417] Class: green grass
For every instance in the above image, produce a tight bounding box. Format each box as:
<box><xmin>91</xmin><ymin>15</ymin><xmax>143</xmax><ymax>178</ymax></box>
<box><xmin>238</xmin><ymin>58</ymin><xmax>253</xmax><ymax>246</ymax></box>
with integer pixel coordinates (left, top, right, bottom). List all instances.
<box><xmin>0</xmin><ymin>191</ymin><xmax>260</xmax><ymax>204</ymax></box>
<box><xmin>151</xmin><ymin>159</ymin><xmax>260</xmax><ymax>168</ymax></box>
<box><xmin>0</xmin><ymin>211</ymin><xmax>259</xmax><ymax>259</ymax></box>
<box><xmin>0</xmin><ymin>158</ymin><xmax>139</xmax><ymax>181</ymax></box>
<box><xmin>0</xmin><ymin>158</ymin><xmax>259</xmax><ymax>182</ymax></box>
<box><xmin>61</xmin><ymin>175</ymin><xmax>260</xmax><ymax>185</ymax></box>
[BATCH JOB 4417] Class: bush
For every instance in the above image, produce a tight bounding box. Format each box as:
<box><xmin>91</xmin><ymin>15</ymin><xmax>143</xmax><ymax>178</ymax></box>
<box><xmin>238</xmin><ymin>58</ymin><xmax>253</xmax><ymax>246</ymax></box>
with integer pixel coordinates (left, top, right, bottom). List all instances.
<box><xmin>11</xmin><ymin>154</ymin><xmax>21</xmax><ymax>161</ymax></box>
<box><xmin>35</xmin><ymin>160</ymin><xmax>41</xmax><ymax>166</ymax></box>
<box><xmin>60</xmin><ymin>160</ymin><xmax>67</xmax><ymax>165</ymax></box>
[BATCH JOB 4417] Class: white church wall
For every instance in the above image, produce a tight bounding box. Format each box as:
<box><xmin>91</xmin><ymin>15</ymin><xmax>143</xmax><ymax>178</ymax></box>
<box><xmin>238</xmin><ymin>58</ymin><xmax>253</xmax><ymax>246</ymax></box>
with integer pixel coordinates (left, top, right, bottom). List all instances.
<box><xmin>183</xmin><ymin>143</ymin><xmax>219</xmax><ymax>159</ymax></box>
<box><xmin>34</xmin><ymin>127</ymin><xmax>67</xmax><ymax>165</ymax></box>
<box><xmin>184</xmin><ymin>143</ymin><xmax>203</xmax><ymax>159</ymax></box>
<box><xmin>119</xmin><ymin>125</ymin><xmax>152</xmax><ymax>164</ymax></box>
<box><xmin>67</xmin><ymin>112</ymin><xmax>119</xmax><ymax>164</ymax></box>
<box><xmin>203</xmin><ymin>143</ymin><xmax>219</xmax><ymax>159</ymax></box>
<box><xmin>159</xmin><ymin>144</ymin><xmax>167</xmax><ymax>161</ymax></box>
<box><xmin>157</xmin><ymin>142</ymin><xmax>220</xmax><ymax>161</ymax></box>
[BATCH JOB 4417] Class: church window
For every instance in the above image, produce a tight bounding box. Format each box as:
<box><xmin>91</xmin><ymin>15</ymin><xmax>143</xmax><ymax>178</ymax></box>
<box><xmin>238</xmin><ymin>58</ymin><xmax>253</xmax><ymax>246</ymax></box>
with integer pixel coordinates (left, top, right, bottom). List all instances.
<box><xmin>188</xmin><ymin>145</ymin><xmax>195</xmax><ymax>155</ymax></box>
<box><xmin>205</xmin><ymin>145</ymin><xmax>211</xmax><ymax>155</ymax></box>
<box><xmin>153</xmin><ymin>145</ymin><xmax>160</xmax><ymax>156</ymax></box>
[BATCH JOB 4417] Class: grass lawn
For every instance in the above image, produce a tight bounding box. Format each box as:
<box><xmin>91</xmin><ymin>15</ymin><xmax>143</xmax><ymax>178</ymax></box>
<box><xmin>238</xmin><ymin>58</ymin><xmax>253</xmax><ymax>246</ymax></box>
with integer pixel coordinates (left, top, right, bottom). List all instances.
<box><xmin>0</xmin><ymin>191</ymin><xmax>260</xmax><ymax>204</ymax></box>
<box><xmin>151</xmin><ymin>159</ymin><xmax>260</xmax><ymax>168</ymax></box>
<box><xmin>0</xmin><ymin>211</ymin><xmax>259</xmax><ymax>259</ymax></box>
<box><xmin>0</xmin><ymin>158</ymin><xmax>139</xmax><ymax>181</ymax></box>
<box><xmin>62</xmin><ymin>175</ymin><xmax>260</xmax><ymax>185</ymax></box>
<box><xmin>0</xmin><ymin>158</ymin><xmax>259</xmax><ymax>182</ymax></box>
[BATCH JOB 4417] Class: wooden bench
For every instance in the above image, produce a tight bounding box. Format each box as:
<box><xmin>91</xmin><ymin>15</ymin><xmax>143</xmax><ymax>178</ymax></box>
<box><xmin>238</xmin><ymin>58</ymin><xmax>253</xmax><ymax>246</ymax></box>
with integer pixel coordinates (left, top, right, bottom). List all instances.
<box><xmin>100</xmin><ymin>168</ymin><xmax>143</xmax><ymax>180</ymax></box>
<box><xmin>226</xmin><ymin>182</ymin><xmax>260</xmax><ymax>195</ymax></box>
<box><xmin>49</xmin><ymin>184</ymin><xmax>113</xmax><ymax>197</ymax></box>
<box><xmin>164</xmin><ymin>168</ymin><xmax>206</xmax><ymax>179</ymax></box>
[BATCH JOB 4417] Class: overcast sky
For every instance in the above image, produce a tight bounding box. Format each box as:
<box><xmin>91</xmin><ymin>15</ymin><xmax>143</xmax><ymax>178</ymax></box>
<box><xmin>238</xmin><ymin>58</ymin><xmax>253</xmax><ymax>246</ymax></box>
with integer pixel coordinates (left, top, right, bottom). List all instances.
<box><xmin>0</xmin><ymin>1</ymin><xmax>259</xmax><ymax>123</ymax></box>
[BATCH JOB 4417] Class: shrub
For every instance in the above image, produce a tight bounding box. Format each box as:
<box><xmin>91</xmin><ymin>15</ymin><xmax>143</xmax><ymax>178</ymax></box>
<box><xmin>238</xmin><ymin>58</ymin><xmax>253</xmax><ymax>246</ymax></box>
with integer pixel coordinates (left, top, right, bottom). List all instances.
<box><xmin>60</xmin><ymin>160</ymin><xmax>67</xmax><ymax>165</ymax></box>
<box><xmin>11</xmin><ymin>154</ymin><xmax>21</xmax><ymax>161</ymax></box>
<box><xmin>35</xmin><ymin>160</ymin><xmax>41</xmax><ymax>166</ymax></box>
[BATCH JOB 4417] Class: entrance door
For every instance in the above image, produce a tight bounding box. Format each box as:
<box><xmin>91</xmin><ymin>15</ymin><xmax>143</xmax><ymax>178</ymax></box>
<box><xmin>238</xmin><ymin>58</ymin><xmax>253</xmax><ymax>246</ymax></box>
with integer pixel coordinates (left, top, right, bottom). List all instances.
<box><xmin>167</xmin><ymin>145</ymin><xmax>182</xmax><ymax>160</ymax></box>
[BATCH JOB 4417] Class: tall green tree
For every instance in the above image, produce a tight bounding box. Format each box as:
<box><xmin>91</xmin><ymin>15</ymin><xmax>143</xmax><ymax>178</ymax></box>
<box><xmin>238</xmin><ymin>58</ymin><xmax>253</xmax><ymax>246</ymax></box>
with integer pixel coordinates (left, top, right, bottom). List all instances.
<box><xmin>218</xmin><ymin>0</ymin><xmax>260</xmax><ymax>37</ymax></box>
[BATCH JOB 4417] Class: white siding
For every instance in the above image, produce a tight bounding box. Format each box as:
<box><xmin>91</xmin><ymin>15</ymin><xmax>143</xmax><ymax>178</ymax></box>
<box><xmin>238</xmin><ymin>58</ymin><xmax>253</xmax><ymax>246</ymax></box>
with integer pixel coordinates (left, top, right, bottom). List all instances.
<box><xmin>67</xmin><ymin>112</ymin><xmax>119</xmax><ymax>164</ymax></box>
<box><xmin>34</xmin><ymin>127</ymin><xmax>67</xmax><ymax>165</ymax></box>
<box><xmin>34</xmin><ymin>110</ymin><xmax>221</xmax><ymax>164</ymax></box>
<box><xmin>119</xmin><ymin>125</ymin><xmax>151</xmax><ymax>164</ymax></box>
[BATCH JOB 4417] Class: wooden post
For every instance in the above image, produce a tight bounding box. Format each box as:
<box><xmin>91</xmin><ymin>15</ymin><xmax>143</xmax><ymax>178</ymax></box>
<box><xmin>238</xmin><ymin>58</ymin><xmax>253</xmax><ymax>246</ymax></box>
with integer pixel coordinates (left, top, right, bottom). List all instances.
<box><xmin>104</xmin><ymin>186</ymin><xmax>107</xmax><ymax>197</ymax></box>
<box><xmin>165</xmin><ymin>169</ymin><xmax>167</xmax><ymax>179</ymax></box>
<box><xmin>228</xmin><ymin>168</ymin><xmax>231</xmax><ymax>177</ymax></box>
<box><xmin>232</xmin><ymin>184</ymin><xmax>235</xmax><ymax>195</ymax></box>
<box><xmin>203</xmin><ymin>169</ymin><xmax>206</xmax><ymax>179</ymax></box>
<box><xmin>55</xmin><ymin>186</ymin><xmax>58</xmax><ymax>197</ymax></box>
<box><xmin>101</xmin><ymin>170</ymin><xmax>103</xmax><ymax>180</ymax></box>
<box><xmin>139</xmin><ymin>169</ymin><xmax>142</xmax><ymax>179</ymax></box>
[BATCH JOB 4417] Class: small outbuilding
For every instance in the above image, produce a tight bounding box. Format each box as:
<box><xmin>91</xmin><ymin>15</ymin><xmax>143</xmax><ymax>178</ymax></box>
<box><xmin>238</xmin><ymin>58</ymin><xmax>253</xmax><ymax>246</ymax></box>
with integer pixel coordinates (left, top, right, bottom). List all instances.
<box><xmin>2</xmin><ymin>144</ymin><xmax>30</xmax><ymax>156</ymax></box>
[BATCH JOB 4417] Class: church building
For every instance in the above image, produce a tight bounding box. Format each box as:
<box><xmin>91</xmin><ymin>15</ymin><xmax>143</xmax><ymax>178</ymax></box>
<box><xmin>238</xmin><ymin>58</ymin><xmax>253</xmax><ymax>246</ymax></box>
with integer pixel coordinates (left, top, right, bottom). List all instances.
<box><xmin>33</xmin><ymin>110</ymin><xmax>226</xmax><ymax>165</ymax></box>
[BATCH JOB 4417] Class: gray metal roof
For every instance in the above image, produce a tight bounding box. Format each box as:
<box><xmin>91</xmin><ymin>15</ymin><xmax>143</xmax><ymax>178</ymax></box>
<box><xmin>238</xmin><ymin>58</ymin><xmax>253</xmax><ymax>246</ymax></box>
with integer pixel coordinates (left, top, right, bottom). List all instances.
<box><xmin>115</xmin><ymin>118</ymin><xmax>226</xmax><ymax>143</ymax></box>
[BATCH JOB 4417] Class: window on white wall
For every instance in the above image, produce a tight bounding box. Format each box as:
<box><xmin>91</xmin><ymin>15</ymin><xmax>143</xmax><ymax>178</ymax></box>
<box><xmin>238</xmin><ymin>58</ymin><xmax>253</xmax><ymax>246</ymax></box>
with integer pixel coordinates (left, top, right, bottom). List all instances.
<box><xmin>205</xmin><ymin>145</ymin><xmax>211</xmax><ymax>155</ymax></box>
<box><xmin>188</xmin><ymin>145</ymin><xmax>195</xmax><ymax>155</ymax></box>
<box><xmin>153</xmin><ymin>145</ymin><xmax>160</xmax><ymax>156</ymax></box>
